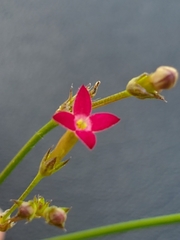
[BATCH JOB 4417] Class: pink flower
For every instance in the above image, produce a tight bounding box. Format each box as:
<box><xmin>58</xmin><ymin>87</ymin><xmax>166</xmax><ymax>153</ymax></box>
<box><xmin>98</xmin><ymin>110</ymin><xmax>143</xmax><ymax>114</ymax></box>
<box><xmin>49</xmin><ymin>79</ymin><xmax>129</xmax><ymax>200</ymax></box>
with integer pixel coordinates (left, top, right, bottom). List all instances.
<box><xmin>53</xmin><ymin>85</ymin><xmax>120</xmax><ymax>149</ymax></box>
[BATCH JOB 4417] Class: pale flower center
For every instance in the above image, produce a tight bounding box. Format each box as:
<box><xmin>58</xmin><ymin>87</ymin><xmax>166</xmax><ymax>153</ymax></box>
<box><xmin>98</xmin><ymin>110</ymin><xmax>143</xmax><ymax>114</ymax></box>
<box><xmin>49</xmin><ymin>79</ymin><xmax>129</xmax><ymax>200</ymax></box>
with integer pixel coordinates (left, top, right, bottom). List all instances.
<box><xmin>75</xmin><ymin>115</ymin><xmax>91</xmax><ymax>131</ymax></box>
<box><xmin>76</xmin><ymin>119</ymin><xmax>88</xmax><ymax>130</ymax></box>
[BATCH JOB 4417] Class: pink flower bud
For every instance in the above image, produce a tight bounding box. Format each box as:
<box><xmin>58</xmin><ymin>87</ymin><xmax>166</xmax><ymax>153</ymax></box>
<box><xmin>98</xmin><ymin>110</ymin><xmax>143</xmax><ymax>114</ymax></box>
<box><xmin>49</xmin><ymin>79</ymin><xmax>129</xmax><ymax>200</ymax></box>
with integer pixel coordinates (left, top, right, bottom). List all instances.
<box><xmin>15</xmin><ymin>201</ymin><xmax>37</xmax><ymax>221</ymax></box>
<box><xmin>44</xmin><ymin>206</ymin><xmax>67</xmax><ymax>229</ymax></box>
<box><xmin>18</xmin><ymin>202</ymin><xmax>34</xmax><ymax>219</ymax></box>
<box><xmin>150</xmin><ymin>66</ymin><xmax>178</xmax><ymax>91</ymax></box>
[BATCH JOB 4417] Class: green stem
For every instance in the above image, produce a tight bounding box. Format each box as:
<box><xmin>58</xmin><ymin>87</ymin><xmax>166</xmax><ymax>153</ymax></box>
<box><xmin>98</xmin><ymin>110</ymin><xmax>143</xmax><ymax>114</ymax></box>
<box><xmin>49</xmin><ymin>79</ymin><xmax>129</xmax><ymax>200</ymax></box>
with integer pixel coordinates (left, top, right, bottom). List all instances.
<box><xmin>2</xmin><ymin>172</ymin><xmax>43</xmax><ymax>220</ymax></box>
<box><xmin>0</xmin><ymin>120</ymin><xmax>57</xmax><ymax>184</ymax></box>
<box><xmin>92</xmin><ymin>90</ymin><xmax>131</xmax><ymax>109</ymax></box>
<box><xmin>44</xmin><ymin>213</ymin><xmax>180</xmax><ymax>240</ymax></box>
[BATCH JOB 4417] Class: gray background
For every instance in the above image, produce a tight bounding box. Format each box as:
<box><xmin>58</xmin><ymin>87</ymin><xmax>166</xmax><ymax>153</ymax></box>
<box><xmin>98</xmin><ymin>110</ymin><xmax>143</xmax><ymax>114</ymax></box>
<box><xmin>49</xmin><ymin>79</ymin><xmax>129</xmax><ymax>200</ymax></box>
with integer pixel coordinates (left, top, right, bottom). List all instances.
<box><xmin>0</xmin><ymin>1</ymin><xmax>180</xmax><ymax>239</ymax></box>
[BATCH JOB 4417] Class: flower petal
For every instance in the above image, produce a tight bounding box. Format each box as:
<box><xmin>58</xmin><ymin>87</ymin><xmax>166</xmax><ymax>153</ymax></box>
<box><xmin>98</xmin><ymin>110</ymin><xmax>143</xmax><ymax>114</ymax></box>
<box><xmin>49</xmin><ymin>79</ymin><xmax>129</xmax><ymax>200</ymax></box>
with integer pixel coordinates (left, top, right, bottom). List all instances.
<box><xmin>90</xmin><ymin>113</ymin><xmax>120</xmax><ymax>131</ymax></box>
<box><xmin>73</xmin><ymin>85</ymin><xmax>92</xmax><ymax>116</ymax></box>
<box><xmin>53</xmin><ymin>111</ymin><xmax>75</xmax><ymax>131</ymax></box>
<box><xmin>75</xmin><ymin>130</ymin><xmax>96</xmax><ymax>149</ymax></box>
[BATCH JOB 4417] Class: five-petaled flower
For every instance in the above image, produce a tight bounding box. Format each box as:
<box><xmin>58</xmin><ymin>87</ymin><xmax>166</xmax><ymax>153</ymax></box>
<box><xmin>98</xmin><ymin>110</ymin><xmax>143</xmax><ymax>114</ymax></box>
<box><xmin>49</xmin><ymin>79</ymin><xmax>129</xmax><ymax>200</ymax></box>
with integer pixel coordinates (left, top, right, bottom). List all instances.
<box><xmin>53</xmin><ymin>85</ymin><xmax>120</xmax><ymax>149</ymax></box>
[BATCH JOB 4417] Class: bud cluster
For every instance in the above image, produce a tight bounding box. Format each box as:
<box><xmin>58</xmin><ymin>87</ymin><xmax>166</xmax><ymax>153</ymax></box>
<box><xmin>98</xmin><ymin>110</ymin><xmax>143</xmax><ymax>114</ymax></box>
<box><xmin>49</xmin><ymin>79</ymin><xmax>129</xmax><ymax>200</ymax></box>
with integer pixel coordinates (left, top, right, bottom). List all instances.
<box><xmin>0</xmin><ymin>196</ymin><xmax>70</xmax><ymax>231</ymax></box>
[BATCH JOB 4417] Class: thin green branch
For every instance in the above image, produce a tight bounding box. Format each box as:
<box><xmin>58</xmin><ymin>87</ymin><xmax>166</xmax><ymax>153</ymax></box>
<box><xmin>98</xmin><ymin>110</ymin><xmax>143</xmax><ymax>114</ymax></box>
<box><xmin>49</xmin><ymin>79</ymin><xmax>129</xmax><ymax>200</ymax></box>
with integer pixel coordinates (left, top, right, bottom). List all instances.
<box><xmin>44</xmin><ymin>213</ymin><xmax>180</xmax><ymax>240</ymax></box>
<box><xmin>2</xmin><ymin>173</ymin><xmax>43</xmax><ymax>220</ymax></box>
<box><xmin>0</xmin><ymin>120</ymin><xmax>57</xmax><ymax>184</ymax></box>
<box><xmin>92</xmin><ymin>90</ymin><xmax>131</xmax><ymax>109</ymax></box>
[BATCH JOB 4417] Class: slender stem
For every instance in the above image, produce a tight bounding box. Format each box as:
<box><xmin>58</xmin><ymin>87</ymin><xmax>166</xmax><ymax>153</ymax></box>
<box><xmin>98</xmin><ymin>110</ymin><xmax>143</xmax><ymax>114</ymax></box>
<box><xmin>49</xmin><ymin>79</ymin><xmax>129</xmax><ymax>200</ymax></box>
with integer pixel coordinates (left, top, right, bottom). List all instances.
<box><xmin>44</xmin><ymin>213</ymin><xmax>180</xmax><ymax>240</ymax></box>
<box><xmin>92</xmin><ymin>90</ymin><xmax>131</xmax><ymax>109</ymax></box>
<box><xmin>0</xmin><ymin>120</ymin><xmax>57</xmax><ymax>184</ymax></box>
<box><xmin>2</xmin><ymin>173</ymin><xmax>43</xmax><ymax>220</ymax></box>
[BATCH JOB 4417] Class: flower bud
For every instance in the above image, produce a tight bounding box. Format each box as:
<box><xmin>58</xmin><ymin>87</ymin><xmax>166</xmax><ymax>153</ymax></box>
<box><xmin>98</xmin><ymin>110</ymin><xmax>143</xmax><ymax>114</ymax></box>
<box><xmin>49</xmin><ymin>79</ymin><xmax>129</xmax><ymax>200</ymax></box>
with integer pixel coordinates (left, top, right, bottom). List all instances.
<box><xmin>33</xmin><ymin>195</ymin><xmax>51</xmax><ymax>217</ymax></box>
<box><xmin>126</xmin><ymin>66</ymin><xmax>178</xmax><ymax>101</ymax></box>
<box><xmin>14</xmin><ymin>200</ymin><xmax>37</xmax><ymax>221</ymax></box>
<box><xmin>39</xmin><ymin>148</ymin><xmax>70</xmax><ymax>177</ymax></box>
<box><xmin>0</xmin><ymin>209</ymin><xmax>15</xmax><ymax>232</ymax></box>
<box><xmin>149</xmin><ymin>66</ymin><xmax>178</xmax><ymax>91</ymax></box>
<box><xmin>18</xmin><ymin>202</ymin><xmax>35</xmax><ymax>220</ymax></box>
<box><xmin>0</xmin><ymin>221</ymin><xmax>14</xmax><ymax>232</ymax></box>
<box><xmin>43</xmin><ymin>206</ymin><xmax>70</xmax><ymax>229</ymax></box>
<box><xmin>126</xmin><ymin>73</ymin><xmax>157</xmax><ymax>99</ymax></box>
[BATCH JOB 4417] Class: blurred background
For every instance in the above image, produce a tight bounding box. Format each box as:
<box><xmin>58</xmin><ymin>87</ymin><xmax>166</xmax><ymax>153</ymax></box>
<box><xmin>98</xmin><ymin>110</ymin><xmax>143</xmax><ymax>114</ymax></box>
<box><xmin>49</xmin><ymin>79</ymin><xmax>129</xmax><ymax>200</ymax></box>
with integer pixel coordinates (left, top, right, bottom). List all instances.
<box><xmin>0</xmin><ymin>1</ymin><xmax>180</xmax><ymax>239</ymax></box>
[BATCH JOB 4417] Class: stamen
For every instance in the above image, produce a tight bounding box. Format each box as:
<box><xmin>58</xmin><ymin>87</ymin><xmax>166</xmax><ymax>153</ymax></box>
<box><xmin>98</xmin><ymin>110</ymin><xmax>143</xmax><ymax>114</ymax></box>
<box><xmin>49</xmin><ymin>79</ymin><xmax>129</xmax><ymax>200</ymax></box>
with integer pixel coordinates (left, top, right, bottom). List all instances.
<box><xmin>76</xmin><ymin>119</ymin><xmax>87</xmax><ymax>130</ymax></box>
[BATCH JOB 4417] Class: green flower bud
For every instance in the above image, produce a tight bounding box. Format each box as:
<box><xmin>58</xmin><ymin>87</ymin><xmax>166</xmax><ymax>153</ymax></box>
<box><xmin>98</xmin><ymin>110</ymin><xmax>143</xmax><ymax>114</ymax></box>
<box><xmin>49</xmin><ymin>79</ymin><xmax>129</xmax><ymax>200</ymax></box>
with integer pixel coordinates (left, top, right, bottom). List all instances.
<box><xmin>39</xmin><ymin>148</ymin><xmax>70</xmax><ymax>177</ymax></box>
<box><xmin>33</xmin><ymin>195</ymin><xmax>51</xmax><ymax>217</ymax></box>
<box><xmin>0</xmin><ymin>221</ymin><xmax>14</xmax><ymax>232</ymax></box>
<box><xmin>0</xmin><ymin>209</ymin><xmax>15</xmax><ymax>232</ymax></box>
<box><xmin>126</xmin><ymin>66</ymin><xmax>178</xmax><ymax>101</ymax></box>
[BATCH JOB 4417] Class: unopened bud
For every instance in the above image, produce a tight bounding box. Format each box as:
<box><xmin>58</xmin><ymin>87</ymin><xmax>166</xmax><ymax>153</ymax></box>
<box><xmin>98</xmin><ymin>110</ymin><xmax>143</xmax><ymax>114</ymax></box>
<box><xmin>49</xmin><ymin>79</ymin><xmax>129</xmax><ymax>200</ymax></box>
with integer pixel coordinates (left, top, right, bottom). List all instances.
<box><xmin>126</xmin><ymin>66</ymin><xmax>178</xmax><ymax>101</ymax></box>
<box><xmin>0</xmin><ymin>221</ymin><xmax>14</xmax><ymax>232</ymax></box>
<box><xmin>33</xmin><ymin>195</ymin><xmax>51</xmax><ymax>217</ymax></box>
<box><xmin>14</xmin><ymin>200</ymin><xmax>37</xmax><ymax>221</ymax></box>
<box><xmin>0</xmin><ymin>209</ymin><xmax>15</xmax><ymax>232</ymax></box>
<box><xmin>43</xmin><ymin>206</ymin><xmax>70</xmax><ymax>229</ymax></box>
<box><xmin>150</xmin><ymin>66</ymin><xmax>178</xmax><ymax>91</ymax></box>
<box><xmin>18</xmin><ymin>202</ymin><xmax>35</xmax><ymax>220</ymax></box>
<box><xmin>126</xmin><ymin>73</ymin><xmax>156</xmax><ymax>100</ymax></box>
<box><xmin>39</xmin><ymin>148</ymin><xmax>70</xmax><ymax>177</ymax></box>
